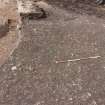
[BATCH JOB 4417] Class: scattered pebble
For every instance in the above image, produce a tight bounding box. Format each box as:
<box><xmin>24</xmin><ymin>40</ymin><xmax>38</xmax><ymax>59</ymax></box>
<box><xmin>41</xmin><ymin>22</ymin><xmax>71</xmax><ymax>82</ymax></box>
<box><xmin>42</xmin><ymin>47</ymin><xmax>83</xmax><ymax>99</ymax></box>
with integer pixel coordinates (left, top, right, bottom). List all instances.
<box><xmin>80</xmin><ymin>92</ymin><xmax>91</xmax><ymax>101</ymax></box>
<box><xmin>68</xmin><ymin>97</ymin><xmax>73</xmax><ymax>101</ymax></box>
<box><xmin>11</xmin><ymin>66</ymin><xmax>17</xmax><ymax>71</ymax></box>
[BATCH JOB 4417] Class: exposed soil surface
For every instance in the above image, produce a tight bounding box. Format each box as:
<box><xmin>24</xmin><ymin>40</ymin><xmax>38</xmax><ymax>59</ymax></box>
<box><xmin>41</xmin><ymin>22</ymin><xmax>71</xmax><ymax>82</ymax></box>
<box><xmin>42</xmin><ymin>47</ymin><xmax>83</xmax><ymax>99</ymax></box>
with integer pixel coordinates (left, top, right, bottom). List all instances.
<box><xmin>0</xmin><ymin>0</ymin><xmax>18</xmax><ymax>66</ymax></box>
<box><xmin>1</xmin><ymin>1</ymin><xmax>105</xmax><ymax>105</ymax></box>
<box><xmin>0</xmin><ymin>1</ymin><xmax>105</xmax><ymax>104</ymax></box>
<box><xmin>1</xmin><ymin>0</ymin><xmax>105</xmax><ymax>66</ymax></box>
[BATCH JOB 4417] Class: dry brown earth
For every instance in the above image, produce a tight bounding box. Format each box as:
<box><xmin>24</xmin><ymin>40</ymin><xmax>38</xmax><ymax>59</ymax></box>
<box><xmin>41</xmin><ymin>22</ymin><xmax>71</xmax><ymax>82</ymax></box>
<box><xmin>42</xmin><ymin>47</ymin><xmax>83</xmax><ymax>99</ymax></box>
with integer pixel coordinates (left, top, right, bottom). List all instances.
<box><xmin>0</xmin><ymin>0</ymin><xmax>19</xmax><ymax>66</ymax></box>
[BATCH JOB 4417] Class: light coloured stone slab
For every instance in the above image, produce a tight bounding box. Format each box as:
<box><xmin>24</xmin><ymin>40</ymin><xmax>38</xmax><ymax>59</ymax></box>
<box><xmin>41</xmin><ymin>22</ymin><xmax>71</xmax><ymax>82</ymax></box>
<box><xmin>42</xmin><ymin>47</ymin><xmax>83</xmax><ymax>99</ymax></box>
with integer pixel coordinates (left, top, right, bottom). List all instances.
<box><xmin>16</xmin><ymin>0</ymin><xmax>51</xmax><ymax>19</ymax></box>
<box><xmin>17</xmin><ymin>0</ymin><xmax>41</xmax><ymax>14</ymax></box>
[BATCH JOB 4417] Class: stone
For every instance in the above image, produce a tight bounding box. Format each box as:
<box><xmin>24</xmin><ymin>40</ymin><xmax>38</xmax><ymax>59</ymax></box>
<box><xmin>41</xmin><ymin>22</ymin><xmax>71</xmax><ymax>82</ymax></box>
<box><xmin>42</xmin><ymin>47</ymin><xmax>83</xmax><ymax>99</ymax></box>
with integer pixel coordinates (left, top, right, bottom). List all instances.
<box><xmin>35</xmin><ymin>1</ymin><xmax>52</xmax><ymax>13</ymax></box>
<box><xmin>11</xmin><ymin>66</ymin><xmax>17</xmax><ymax>71</ymax></box>
<box><xmin>96</xmin><ymin>0</ymin><xmax>105</xmax><ymax>5</ymax></box>
<box><xmin>16</xmin><ymin>0</ymin><xmax>48</xmax><ymax>20</ymax></box>
<box><xmin>0</xmin><ymin>16</ymin><xmax>9</xmax><ymax>38</ymax></box>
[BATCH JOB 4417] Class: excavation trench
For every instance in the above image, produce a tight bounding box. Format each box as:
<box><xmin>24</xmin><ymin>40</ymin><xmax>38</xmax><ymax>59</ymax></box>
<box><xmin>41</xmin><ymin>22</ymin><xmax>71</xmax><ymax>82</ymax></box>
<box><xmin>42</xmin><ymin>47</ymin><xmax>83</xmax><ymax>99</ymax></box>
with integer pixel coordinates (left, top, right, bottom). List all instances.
<box><xmin>0</xmin><ymin>0</ymin><xmax>19</xmax><ymax>66</ymax></box>
<box><xmin>0</xmin><ymin>0</ymin><xmax>50</xmax><ymax>66</ymax></box>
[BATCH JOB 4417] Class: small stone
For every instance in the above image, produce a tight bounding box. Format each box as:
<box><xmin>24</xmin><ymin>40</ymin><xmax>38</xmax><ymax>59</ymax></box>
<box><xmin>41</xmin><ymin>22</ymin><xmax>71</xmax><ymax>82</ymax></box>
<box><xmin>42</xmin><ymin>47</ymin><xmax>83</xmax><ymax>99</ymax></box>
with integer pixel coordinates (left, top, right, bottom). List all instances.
<box><xmin>90</xmin><ymin>100</ymin><xmax>97</xmax><ymax>105</ymax></box>
<box><xmin>11</xmin><ymin>66</ymin><xmax>17</xmax><ymax>71</ymax></box>
<box><xmin>69</xmin><ymin>97</ymin><xmax>73</xmax><ymax>101</ymax></box>
<box><xmin>34</xmin><ymin>102</ymin><xmax>41</xmax><ymax>105</ymax></box>
<box><xmin>36</xmin><ymin>1</ymin><xmax>52</xmax><ymax>12</ymax></box>
<box><xmin>80</xmin><ymin>92</ymin><xmax>91</xmax><ymax>101</ymax></box>
<box><xmin>87</xmin><ymin>92</ymin><xmax>91</xmax><ymax>97</ymax></box>
<box><xmin>56</xmin><ymin>98</ymin><xmax>59</xmax><ymax>101</ymax></box>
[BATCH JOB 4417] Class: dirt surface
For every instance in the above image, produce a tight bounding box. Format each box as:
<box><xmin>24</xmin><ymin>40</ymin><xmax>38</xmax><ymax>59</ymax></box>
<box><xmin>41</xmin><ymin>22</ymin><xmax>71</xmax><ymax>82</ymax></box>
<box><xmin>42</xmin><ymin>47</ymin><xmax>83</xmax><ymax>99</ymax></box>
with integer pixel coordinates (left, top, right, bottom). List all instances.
<box><xmin>0</xmin><ymin>0</ymin><xmax>105</xmax><ymax>67</ymax></box>
<box><xmin>1</xmin><ymin>0</ymin><xmax>105</xmax><ymax>105</ymax></box>
<box><xmin>0</xmin><ymin>0</ymin><xmax>19</xmax><ymax>66</ymax></box>
<box><xmin>0</xmin><ymin>1</ymin><xmax>105</xmax><ymax>104</ymax></box>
